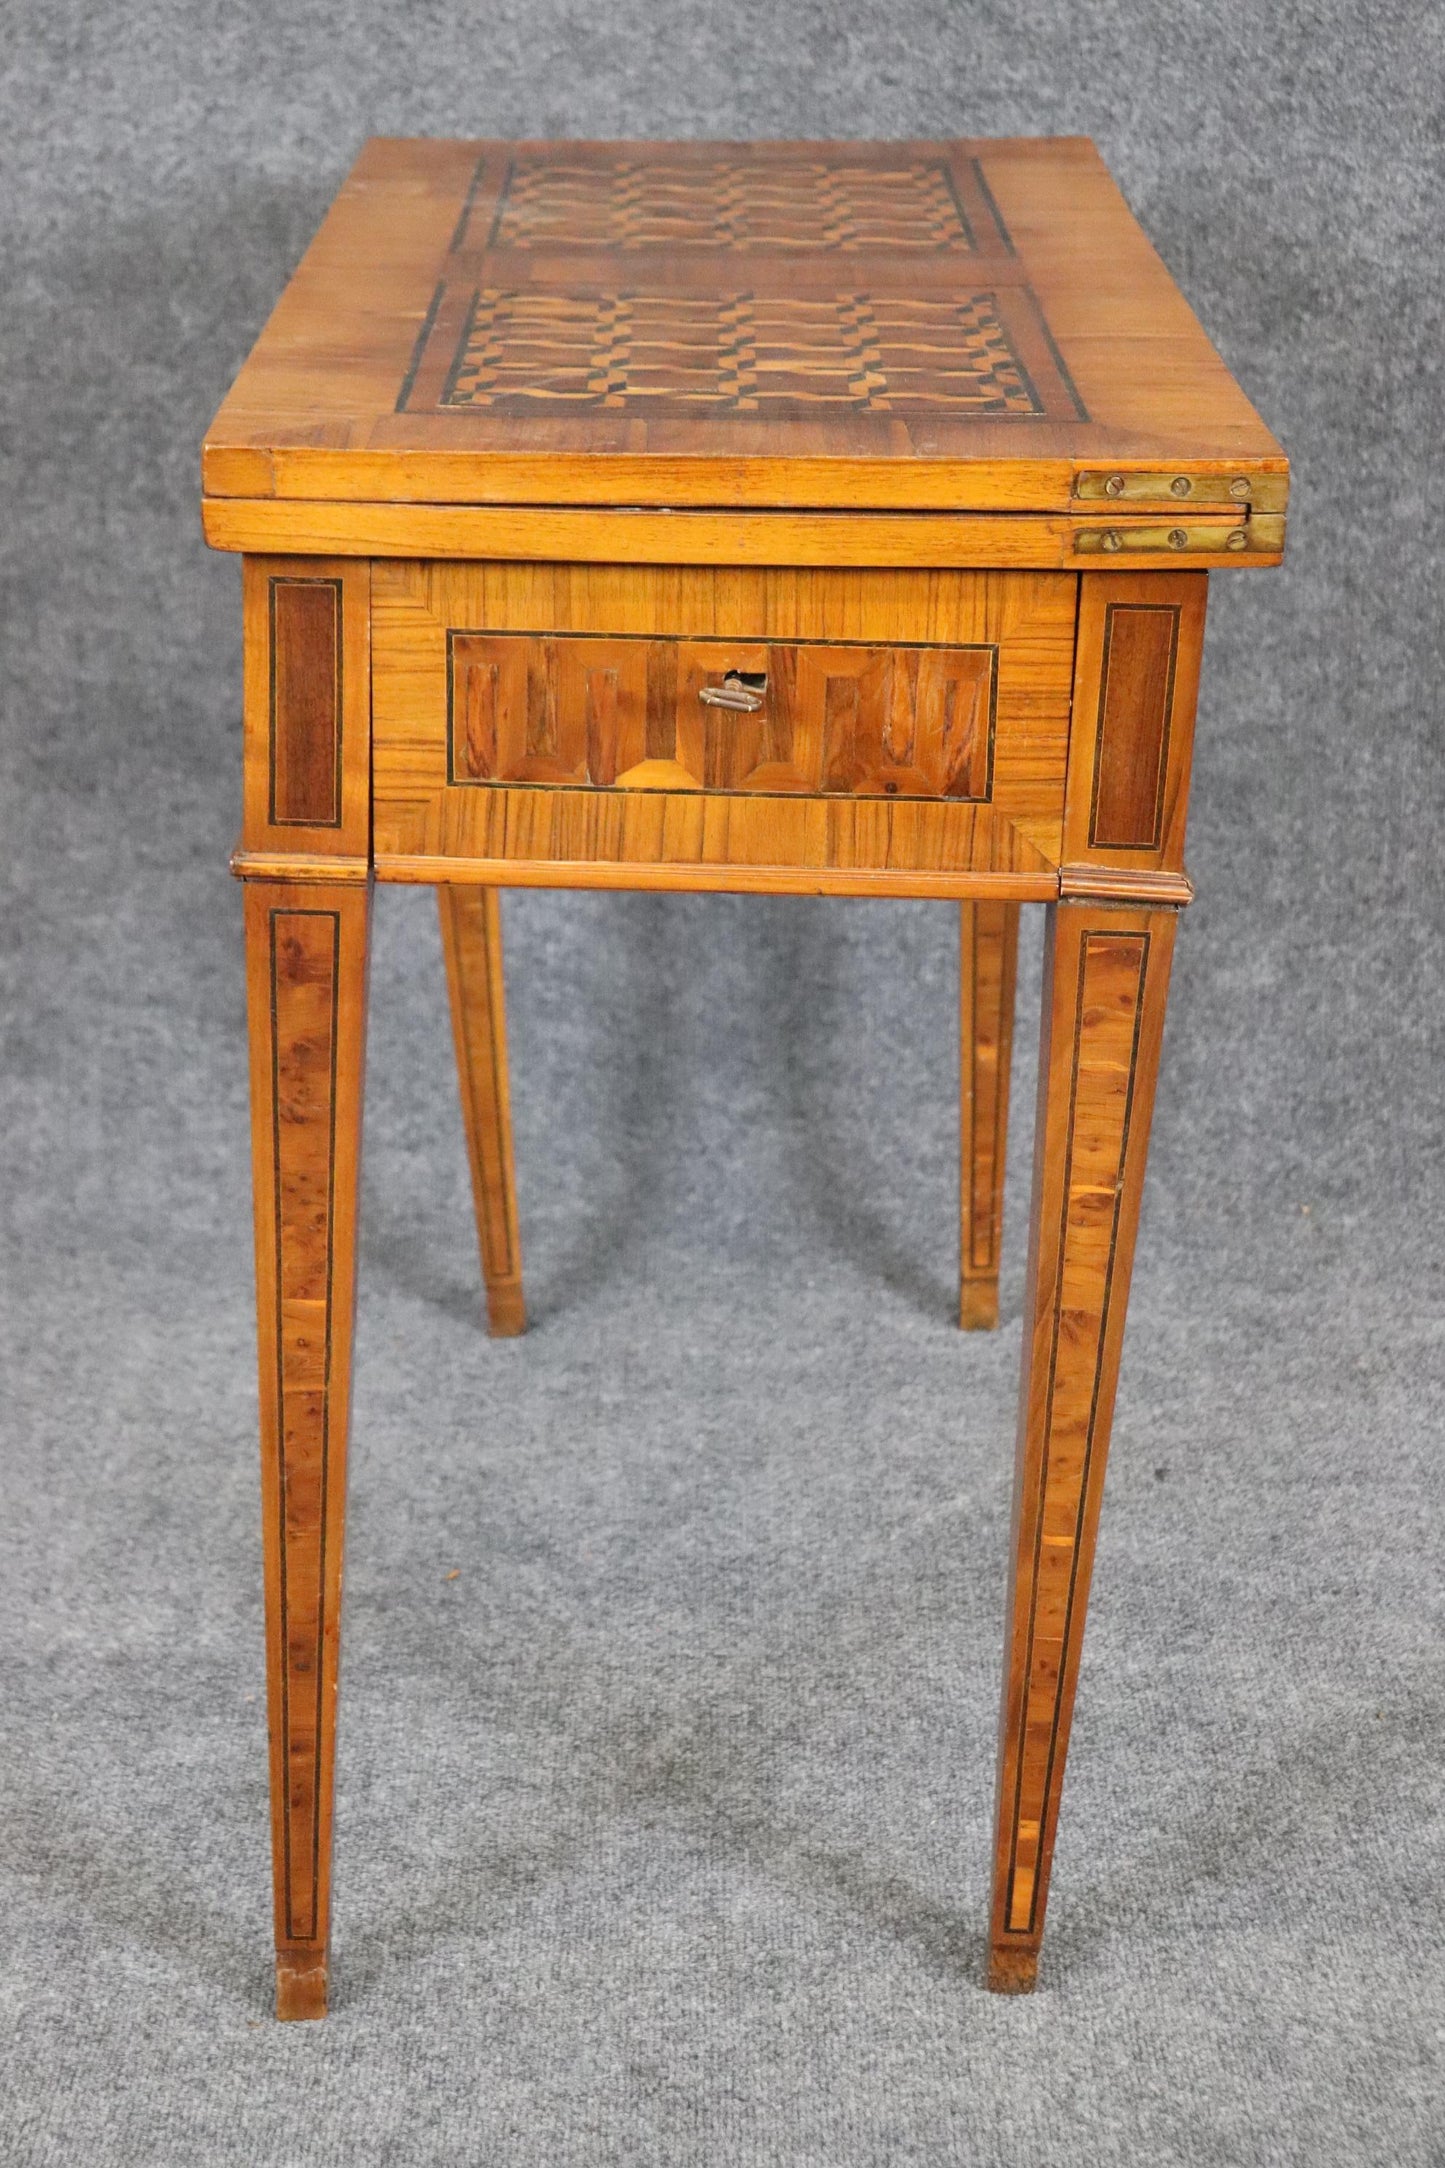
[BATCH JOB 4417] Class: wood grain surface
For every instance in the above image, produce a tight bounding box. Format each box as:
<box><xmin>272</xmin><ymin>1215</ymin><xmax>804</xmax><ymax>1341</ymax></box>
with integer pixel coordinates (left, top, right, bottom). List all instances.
<box><xmin>242</xmin><ymin>556</ymin><xmax>372</xmax><ymax>863</ymax></box>
<box><xmin>371</xmin><ymin>558</ymin><xmax>1075</xmax><ymax>889</ymax></box>
<box><xmin>244</xmin><ymin>878</ymin><xmax>371</xmax><ymax>2020</ymax></box>
<box><xmin>959</xmin><ymin>900</ymin><xmax>1020</xmax><ymax>1329</ymax></box>
<box><xmin>987</xmin><ymin>901</ymin><xmax>1176</xmax><ymax>1992</ymax></box>
<box><xmin>438</xmin><ymin>886</ymin><xmax>526</xmax><ymax>1336</ymax></box>
<box><xmin>1063</xmin><ymin>572</ymin><xmax>1208</xmax><ymax>876</ymax></box>
<box><xmin>208</xmin><ymin>133</ymin><xmax>1290</xmax><ymax>2017</ymax></box>
<box><xmin>202</xmin><ymin>137</ymin><xmax>1289</xmax><ymax>523</ymax></box>
<box><xmin>202</xmin><ymin>499</ymin><xmax>1277</xmax><ymax>570</ymax></box>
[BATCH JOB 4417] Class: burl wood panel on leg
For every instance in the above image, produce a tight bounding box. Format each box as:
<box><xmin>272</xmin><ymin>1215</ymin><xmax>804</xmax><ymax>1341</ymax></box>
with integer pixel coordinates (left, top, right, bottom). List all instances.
<box><xmin>245</xmin><ymin>879</ymin><xmax>370</xmax><ymax>2021</ymax></box>
<box><xmin>208</xmin><ymin>136</ymin><xmax>1286</xmax><ymax>2017</ymax></box>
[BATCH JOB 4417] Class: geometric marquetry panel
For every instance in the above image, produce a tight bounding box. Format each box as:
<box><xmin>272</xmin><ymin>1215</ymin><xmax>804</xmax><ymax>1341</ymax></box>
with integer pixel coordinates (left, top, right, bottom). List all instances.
<box><xmin>486</xmin><ymin>154</ymin><xmax>984</xmax><ymax>252</ymax></box>
<box><xmin>447</xmin><ymin>631</ymin><xmax>996</xmax><ymax>800</ymax></box>
<box><xmin>388</xmin><ymin>148</ymin><xmax>1087</xmax><ymax>426</ymax></box>
<box><xmin>439</xmin><ymin>289</ymin><xmax>1045</xmax><ymax>417</ymax></box>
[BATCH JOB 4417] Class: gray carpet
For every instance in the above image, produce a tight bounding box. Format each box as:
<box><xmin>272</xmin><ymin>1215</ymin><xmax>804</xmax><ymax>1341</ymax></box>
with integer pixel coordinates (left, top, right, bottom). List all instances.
<box><xmin>2</xmin><ymin>3</ymin><xmax>1442</xmax><ymax>2162</ymax></box>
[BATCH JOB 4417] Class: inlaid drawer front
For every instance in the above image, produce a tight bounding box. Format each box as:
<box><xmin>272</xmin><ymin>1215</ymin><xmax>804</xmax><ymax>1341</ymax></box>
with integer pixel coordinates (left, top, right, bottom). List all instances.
<box><xmin>447</xmin><ymin>631</ymin><xmax>995</xmax><ymax>800</ymax></box>
<box><xmin>372</xmin><ymin>561</ymin><xmax>1077</xmax><ymax>890</ymax></box>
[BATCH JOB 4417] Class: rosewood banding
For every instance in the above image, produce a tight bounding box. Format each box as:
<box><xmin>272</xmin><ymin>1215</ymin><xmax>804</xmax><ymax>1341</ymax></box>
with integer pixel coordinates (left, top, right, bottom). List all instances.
<box><xmin>269</xmin><ymin>579</ymin><xmax>343</xmax><ymax>827</ymax></box>
<box><xmin>1088</xmin><ymin>603</ymin><xmax>1179</xmax><ymax>850</ymax></box>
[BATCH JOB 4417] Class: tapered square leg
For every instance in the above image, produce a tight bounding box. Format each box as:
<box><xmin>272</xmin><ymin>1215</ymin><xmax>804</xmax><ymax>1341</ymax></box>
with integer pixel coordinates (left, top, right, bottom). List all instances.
<box><xmin>438</xmin><ymin>886</ymin><xmax>526</xmax><ymax>1336</ymax></box>
<box><xmin>987</xmin><ymin>901</ymin><xmax>1177</xmax><ymax>1992</ymax></box>
<box><xmin>244</xmin><ymin>878</ymin><xmax>371</xmax><ymax>2020</ymax></box>
<box><xmin>960</xmin><ymin>900</ymin><xmax>1020</xmax><ymax>1329</ymax></box>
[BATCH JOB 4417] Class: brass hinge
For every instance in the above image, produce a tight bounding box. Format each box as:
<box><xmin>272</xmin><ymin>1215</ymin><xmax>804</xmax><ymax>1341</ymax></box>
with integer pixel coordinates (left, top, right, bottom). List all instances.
<box><xmin>1074</xmin><ymin>513</ymin><xmax>1285</xmax><ymax>557</ymax></box>
<box><xmin>1074</xmin><ymin>468</ymin><xmax>1289</xmax><ymax>513</ymax></box>
<box><xmin>1076</xmin><ymin>519</ymin><xmax>1246</xmax><ymax>555</ymax></box>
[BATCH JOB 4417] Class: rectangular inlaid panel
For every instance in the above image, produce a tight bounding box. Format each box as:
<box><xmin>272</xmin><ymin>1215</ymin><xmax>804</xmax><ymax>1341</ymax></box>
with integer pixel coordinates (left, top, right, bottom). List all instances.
<box><xmin>242</xmin><ymin>556</ymin><xmax>372</xmax><ymax>861</ymax></box>
<box><xmin>1062</xmin><ymin>570</ymin><xmax>1208</xmax><ymax>876</ymax></box>
<box><xmin>1089</xmin><ymin>604</ymin><xmax>1179</xmax><ymax>849</ymax></box>
<box><xmin>269</xmin><ymin>579</ymin><xmax>342</xmax><ymax>826</ymax></box>
<box><xmin>408</xmin><ymin>283</ymin><xmax>1075</xmax><ymax>421</ymax></box>
<box><xmin>372</xmin><ymin>560</ymin><xmax>1079</xmax><ymax>878</ymax></box>
<box><xmin>479</xmin><ymin>151</ymin><xmax>999</xmax><ymax>253</ymax></box>
<box><xmin>447</xmin><ymin>631</ymin><xmax>994</xmax><ymax>800</ymax></box>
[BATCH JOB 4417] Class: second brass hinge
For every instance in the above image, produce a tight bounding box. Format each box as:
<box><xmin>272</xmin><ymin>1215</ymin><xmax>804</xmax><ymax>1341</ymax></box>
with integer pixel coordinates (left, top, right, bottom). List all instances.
<box><xmin>1074</xmin><ymin>468</ymin><xmax>1288</xmax><ymax>513</ymax></box>
<box><xmin>1073</xmin><ymin>513</ymin><xmax>1286</xmax><ymax>557</ymax></box>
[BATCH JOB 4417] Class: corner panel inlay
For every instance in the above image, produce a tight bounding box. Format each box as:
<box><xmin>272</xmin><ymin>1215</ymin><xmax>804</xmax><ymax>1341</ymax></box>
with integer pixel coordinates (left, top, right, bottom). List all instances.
<box><xmin>269</xmin><ymin>579</ymin><xmax>343</xmax><ymax>827</ymax></box>
<box><xmin>1088</xmin><ymin>604</ymin><xmax>1179</xmax><ymax>849</ymax></box>
<box><xmin>242</xmin><ymin>556</ymin><xmax>372</xmax><ymax>864</ymax></box>
<box><xmin>1062</xmin><ymin>572</ymin><xmax>1207</xmax><ymax>876</ymax></box>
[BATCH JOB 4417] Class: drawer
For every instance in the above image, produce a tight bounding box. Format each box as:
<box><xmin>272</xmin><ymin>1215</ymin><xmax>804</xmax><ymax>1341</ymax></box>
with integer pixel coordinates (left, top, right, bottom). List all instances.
<box><xmin>372</xmin><ymin>561</ymin><xmax>1078</xmax><ymax>889</ymax></box>
<box><xmin>447</xmin><ymin>631</ymin><xmax>994</xmax><ymax>800</ymax></box>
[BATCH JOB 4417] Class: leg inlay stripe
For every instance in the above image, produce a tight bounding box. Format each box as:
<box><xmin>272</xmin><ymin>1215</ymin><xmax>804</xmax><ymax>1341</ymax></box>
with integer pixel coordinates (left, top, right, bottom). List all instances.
<box><xmin>1004</xmin><ymin>927</ymin><xmax>1150</xmax><ymax>1936</ymax></box>
<box><xmin>268</xmin><ymin>908</ymin><xmax>342</xmax><ymax>1945</ymax></box>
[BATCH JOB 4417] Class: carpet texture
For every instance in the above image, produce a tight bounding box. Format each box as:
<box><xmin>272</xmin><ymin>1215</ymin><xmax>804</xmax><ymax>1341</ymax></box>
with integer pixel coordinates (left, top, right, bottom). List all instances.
<box><xmin>1</xmin><ymin>4</ymin><xmax>1442</xmax><ymax>2162</ymax></box>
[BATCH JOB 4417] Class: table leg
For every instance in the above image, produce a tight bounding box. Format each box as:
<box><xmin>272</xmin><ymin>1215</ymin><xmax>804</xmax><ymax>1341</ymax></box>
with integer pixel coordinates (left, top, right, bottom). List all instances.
<box><xmin>959</xmin><ymin>900</ymin><xmax>1020</xmax><ymax>1329</ymax></box>
<box><xmin>244</xmin><ymin>877</ymin><xmax>371</xmax><ymax>2020</ymax></box>
<box><xmin>438</xmin><ymin>885</ymin><xmax>526</xmax><ymax>1336</ymax></box>
<box><xmin>987</xmin><ymin>900</ymin><xmax>1177</xmax><ymax>1992</ymax></box>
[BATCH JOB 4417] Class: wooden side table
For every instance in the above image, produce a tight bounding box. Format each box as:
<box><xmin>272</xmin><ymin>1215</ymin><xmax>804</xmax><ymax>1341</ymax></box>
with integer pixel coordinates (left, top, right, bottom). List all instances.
<box><xmin>202</xmin><ymin>137</ymin><xmax>1287</xmax><ymax>2019</ymax></box>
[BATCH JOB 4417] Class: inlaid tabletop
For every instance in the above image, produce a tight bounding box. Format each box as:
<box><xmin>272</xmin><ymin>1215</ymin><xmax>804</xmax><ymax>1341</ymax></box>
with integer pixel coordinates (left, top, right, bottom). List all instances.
<box><xmin>204</xmin><ymin>138</ymin><xmax>1287</xmax><ymax>512</ymax></box>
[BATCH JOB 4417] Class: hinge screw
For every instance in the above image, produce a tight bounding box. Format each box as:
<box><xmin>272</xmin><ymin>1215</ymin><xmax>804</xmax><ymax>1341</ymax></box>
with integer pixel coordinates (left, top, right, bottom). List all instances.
<box><xmin>1226</xmin><ymin>530</ymin><xmax>1248</xmax><ymax>551</ymax></box>
<box><xmin>1167</xmin><ymin>528</ymin><xmax>1189</xmax><ymax>549</ymax></box>
<box><xmin>1229</xmin><ymin>477</ymin><xmax>1251</xmax><ymax>500</ymax></box>
<box><xmin>1101</xmin><ymin>528</ymin><xmax>1123</xmax><ymax>551</ymax></box>
<box><xmin>1170</xmin><ymin>476</ymin><xmax>1192</xmax><ymax>497</ymax></box>
<box><xmin>1104</xmin><ymin>474</ymin><xmax>1126</xmax><ymax>497</ymax></box>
